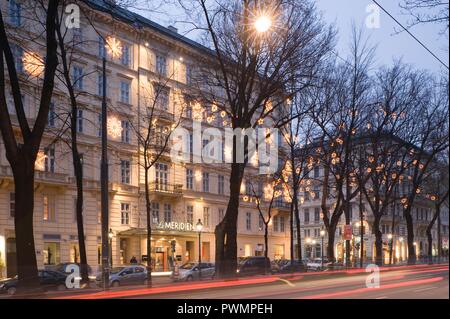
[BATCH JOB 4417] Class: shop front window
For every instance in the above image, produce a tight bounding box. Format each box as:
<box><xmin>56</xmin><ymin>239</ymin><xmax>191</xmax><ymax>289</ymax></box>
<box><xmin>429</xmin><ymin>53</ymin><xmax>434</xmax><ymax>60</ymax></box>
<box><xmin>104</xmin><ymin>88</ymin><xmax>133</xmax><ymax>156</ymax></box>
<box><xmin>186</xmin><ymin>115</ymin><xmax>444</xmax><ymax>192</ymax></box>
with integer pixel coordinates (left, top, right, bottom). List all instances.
<box><xmin>43</xmin><ymin>242</ymin><xmax>60</xmax><ymax>265</ymax></box>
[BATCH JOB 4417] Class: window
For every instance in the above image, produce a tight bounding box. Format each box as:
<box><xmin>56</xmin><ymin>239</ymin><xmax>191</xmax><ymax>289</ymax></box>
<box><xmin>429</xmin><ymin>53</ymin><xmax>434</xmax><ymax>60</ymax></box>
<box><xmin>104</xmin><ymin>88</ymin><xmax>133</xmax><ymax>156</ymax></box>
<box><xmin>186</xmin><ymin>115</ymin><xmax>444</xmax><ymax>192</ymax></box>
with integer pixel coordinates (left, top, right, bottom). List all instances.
<box><xmin>151</xmin><ymin>202</ymin><xmax>160</xmax><ymax>223</ymax></box>
<box><xmin>186</xmin><ymin>205</ymin><xmax>194</xmax><ymax>224</ymax></box>
<box><xmin>218</xmin><ymin>175</ymin><xmax>224</xmax><ymax>195</ymax></box>
<box><xmin>98</xmin><ymin>36</ymin><xmax>106</xmax><ymax>58</ymax></box>
<box><xmin>98</xmin><ymin>73</ymin><xmax>106</xmax><ymax>96</ymax></box>
<box><xmin>43</xmin><ymin>243</ymin><xmax>60</xmax><ymax>265</ymax></box>
<box><xmin>314</xmin><ymin>208</ymin><xmax>320</xmax><ymax>223</ymax></box>
<box><xmin>9</xmin><ymin>192</ymin><xmax>15</xmax><ymax>218</ymax></box>
<box><xmin>9</xmin><ymin>0</ymin><xmax>21</xmax><ymax>26</ymax></box>
<box><xmin>45</xmin><ymin>145</ymin><xmax>55</xmax><ymax>173</ymax></box>
<box><xmin>120</xmin><ymin>81</ymin><xmax>130</xmax><ymax>104</ymax></box>
<box><xmin>43</xmin><ymin>195</ymin><xmax>56</xmax><ymax>221</ymax></box>
<box><xmin>155</xmin><ymin>86</ymin><xmax>169</xmax><ymax>111</ymax></box>
<box><xmin>121</xmin><ymin>44</ymin><xmax>130</xmax><ymax>66</ymax></box>
<box><xmin>273</xmin><ymin>216</ymin><xmax>279</xmax><ymax>232</ymax></box>
<box><xmin>121</xmin><ymin>120</ymin><xmax>130</xmax><ymax>143</ymax></box>
<box><xmin>189</xmin><ymin>133</ymin><xmax>193</xmax><ymax>155</ymax></box>
<box><xmin>202</xmin><ymin>172</ymin><xmax>210</xmax><ymax>192</ymax></box>
<box><xmin>279</xmin><ymin>216</ymin><xmax>285</xmax><ymax>232</ymax></box>
<box><xmin>120</xmin><ymin>160</ymin><xmax>131</xmax><ymax>184</ymax></box>
<box><xmin>121</xmin><ymin>203</ymin><xmax>130</xmax><ymax>225</ymax></box>
<box><xmin>97</xmin><ymin>113</ymin><xmax>102</xmax><ymax>137</ymax></box>
<box><xmin>155</xmin><ymin>163</ymin><xmax>168</xmax><ymax>190</ymax></box>
<box><xmin>185</xmin><ymin>98</ymin><xmax>193</xmax><ymax>118</ymax></box>
<box><xmin>304</xmin><ymin>208</ymin><xmax>310</xmax><ymax>224</ymax></box>
<box><xmin>203</xmin><ymin>207</ymin><xmax>210</xmax><ymax>227</ymax></box>
<box><xmin>164</xmin><ymin>203</ymin><xmax>172</xmax><ymax>222</ymax></box>
<box><xmin>72</xmin><ymin>66</ymin><xmax>84</xmax><ymax>90</ymax></box>
<box><xmin>246</xmin><ymin>212</ymin><xmax>252</xmax><ymax>231</ymax></box>
<box><xmin>11</xmin><ymin>44</ymin><xmax>23</xmax><ymax>73</ymax></box>
<box><xmin>186</xmin><ymin>65</ymin><xmax>193</xmax><ymax>86</ymax></box>
<box><xmin>156</xmin><ymin>55</ymin><xmax>167</xmax><ymax>76</ymax></box>
<box><xmin>77</xmin><ymin>109</ymin><xmax>83</xmax><ymax>133</ymax></box>
<box><xmin>186</xmin><ymin>169</ymin><xmax>193</xmax><ymax>190</ymax></box>
<box><xmin>314</xmin><ymin>166</ymin><xmax>320</xmax><ymax>178</ymax></box>
<box><xmin>48</xmin><ymin>103</ymin><xmax>56</xmax><ymax>127</ymax></box>
<box><xmin>218</xmin><ymin>208</ymin><xmax>225</xmax><ymax>223</ymax></box>
<box><xmin>73</xmin><ymin>27</ymin><xmax>82</xmax><ymax>43</ymax></box>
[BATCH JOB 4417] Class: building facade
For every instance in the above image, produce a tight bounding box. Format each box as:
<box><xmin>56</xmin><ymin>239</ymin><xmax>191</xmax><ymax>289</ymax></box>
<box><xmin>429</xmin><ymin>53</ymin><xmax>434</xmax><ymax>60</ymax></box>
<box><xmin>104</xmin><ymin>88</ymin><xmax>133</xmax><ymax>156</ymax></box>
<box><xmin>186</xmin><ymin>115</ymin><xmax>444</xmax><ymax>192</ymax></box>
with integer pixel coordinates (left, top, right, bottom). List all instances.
<box><xmin>0</xmin><ymin>0</ymin><xmax>290</xmax><ymax>278</ymax></box>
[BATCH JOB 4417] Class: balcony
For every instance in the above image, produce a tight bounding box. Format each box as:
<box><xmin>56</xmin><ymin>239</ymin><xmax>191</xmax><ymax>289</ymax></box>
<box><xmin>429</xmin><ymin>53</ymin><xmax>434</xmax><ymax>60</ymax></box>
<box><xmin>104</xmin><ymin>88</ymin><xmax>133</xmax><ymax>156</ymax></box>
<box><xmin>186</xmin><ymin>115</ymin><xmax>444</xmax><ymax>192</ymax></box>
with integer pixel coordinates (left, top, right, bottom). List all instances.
<box><xmin>273</xmin><ymin>199</ymin><xmax>291</xmax><ymax>213</ymax></box>
<box><xmin>0</xmin><ymin>165</ymin><xmax>68</xmax><ymax>187</ymax></box>
<box><xmin>147</xmin><ymin>182</ymin><xmax>183</xmax><ymax>199</ymax></box>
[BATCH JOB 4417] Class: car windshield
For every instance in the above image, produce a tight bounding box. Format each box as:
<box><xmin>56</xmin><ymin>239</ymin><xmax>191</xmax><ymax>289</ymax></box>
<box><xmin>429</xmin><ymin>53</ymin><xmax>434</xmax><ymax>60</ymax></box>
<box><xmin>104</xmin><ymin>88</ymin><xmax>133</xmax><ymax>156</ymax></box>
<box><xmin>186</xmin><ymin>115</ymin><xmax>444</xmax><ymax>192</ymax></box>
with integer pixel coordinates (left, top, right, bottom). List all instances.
<box><xmin>238</xmin><ymin>258</ymin><xmax>248</xmax><ymax>265</ymax></box>
<box><xmin>180</xmin><ymin>262</ymin><xmax>196</xmax><ymax>270</ymax></box>
<box><xmin>110</xmin><ymin>267</ymin><xmax>125</xmax><ymax>274</ymax></box>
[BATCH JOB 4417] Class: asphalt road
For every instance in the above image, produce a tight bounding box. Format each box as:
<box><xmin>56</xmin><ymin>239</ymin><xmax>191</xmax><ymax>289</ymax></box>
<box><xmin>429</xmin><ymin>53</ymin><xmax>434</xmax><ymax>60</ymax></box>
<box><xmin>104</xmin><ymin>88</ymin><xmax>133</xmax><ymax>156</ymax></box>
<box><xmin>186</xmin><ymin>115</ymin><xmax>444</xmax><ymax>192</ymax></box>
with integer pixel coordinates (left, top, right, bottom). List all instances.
<box><xmin>49</xmin><ymin>263</ymin><xmax>448</xmax><ymax>300</ymax></box>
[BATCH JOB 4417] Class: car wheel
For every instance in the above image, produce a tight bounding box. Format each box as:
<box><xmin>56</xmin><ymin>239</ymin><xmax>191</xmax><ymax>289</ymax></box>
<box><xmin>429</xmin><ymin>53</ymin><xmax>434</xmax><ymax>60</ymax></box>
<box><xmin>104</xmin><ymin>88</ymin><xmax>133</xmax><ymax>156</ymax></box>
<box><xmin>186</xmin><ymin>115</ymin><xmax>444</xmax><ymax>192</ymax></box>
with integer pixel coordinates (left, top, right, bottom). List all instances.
<box><xmin>7</xmin><ymin>286</ymin><xmax>17</xmax><ymax>296</ymax></box>
<box><xmin>57</xmin><ymin>284</ymin><xmax>66</xmax><ymax>291</ymax></box>
<box><xmin>112</xmin><ymin>281</ymin><xmax>120</xmax><ymax>288</ymax></box>
<box><xmin>186</xmin><ymin>275</ymin><xmax>193</xmax><ymax>282</ymax></box>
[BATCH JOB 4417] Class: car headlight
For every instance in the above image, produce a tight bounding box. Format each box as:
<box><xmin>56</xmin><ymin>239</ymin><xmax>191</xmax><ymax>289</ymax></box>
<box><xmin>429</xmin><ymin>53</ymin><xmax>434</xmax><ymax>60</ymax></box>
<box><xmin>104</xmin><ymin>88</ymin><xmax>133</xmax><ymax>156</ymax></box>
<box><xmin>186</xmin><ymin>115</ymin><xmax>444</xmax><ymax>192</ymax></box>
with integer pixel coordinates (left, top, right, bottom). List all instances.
<box><xmin>0</xmin><ymin>284</ymin><xmax>5</xmax><ymax>289</ymax></box>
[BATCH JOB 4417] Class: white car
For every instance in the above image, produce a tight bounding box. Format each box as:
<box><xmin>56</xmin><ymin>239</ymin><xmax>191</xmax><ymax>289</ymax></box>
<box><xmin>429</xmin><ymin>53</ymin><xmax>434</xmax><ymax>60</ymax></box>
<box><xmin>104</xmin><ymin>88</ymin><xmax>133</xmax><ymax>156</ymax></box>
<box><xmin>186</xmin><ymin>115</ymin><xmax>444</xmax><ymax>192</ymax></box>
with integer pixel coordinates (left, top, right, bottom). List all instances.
<box><xmin>306</xmin><ymin>258</ymin><xmax>332</xmax><ymax>271</ymax></box>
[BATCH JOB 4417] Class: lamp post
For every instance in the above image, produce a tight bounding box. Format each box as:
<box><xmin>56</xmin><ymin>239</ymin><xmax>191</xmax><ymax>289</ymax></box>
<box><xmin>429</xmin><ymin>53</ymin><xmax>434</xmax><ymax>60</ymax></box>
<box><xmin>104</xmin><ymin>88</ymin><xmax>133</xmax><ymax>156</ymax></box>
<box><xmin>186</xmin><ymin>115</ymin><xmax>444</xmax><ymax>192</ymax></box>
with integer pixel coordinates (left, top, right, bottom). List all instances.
<box><xmin>388</xmin><ymin>233</ymin><xmax>393</xmax><ymax>265</ymax></box>
<box><xmin>196</xmin><ymin>219</ymin><xmax>203</xmax><ymax>280</ymax></box>
<box><xmin>100</xmin><ymin>36</ymin><xmax>122</xmax><ymax>291</ymax></box>
<box><xmin>320</xmin><ymin>229</ymin><xmax>326</xmax><ymax>267</ymax></box>
<box><xmin>108</xmin><ymin>228</ymin><xmax>114</xmax><ymax>267</ymax></box>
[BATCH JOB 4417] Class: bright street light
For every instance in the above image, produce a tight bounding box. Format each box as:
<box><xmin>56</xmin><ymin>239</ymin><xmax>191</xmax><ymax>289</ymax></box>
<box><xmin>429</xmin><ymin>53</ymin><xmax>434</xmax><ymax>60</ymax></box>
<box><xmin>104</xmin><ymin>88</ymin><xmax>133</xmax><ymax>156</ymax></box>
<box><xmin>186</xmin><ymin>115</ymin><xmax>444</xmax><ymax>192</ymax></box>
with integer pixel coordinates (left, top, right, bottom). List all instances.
<box><xmin>254</xmin><ymin>16</ymin><xmax>272</xmax><ymax>33</ymax></box>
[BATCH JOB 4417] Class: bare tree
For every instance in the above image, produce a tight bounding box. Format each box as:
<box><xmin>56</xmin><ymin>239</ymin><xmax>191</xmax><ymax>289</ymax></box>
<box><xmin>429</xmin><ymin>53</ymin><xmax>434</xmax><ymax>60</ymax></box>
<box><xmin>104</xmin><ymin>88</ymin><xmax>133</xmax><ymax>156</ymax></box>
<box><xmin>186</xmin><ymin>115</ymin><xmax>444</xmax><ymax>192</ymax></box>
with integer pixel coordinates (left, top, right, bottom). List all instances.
<box><xmin>0</xmin><ymin>0</ymin><xmax>60</xmax><ymax>289</ymax></box>
<box><xmin>176</xmin><ymin>0</ymin><xmax>334</xmax><ymax>278</ymax></box>
<box><xmin>400</xmin><ymin>0</ymin><xmax>449</xmax><ymax>33</ymax></box>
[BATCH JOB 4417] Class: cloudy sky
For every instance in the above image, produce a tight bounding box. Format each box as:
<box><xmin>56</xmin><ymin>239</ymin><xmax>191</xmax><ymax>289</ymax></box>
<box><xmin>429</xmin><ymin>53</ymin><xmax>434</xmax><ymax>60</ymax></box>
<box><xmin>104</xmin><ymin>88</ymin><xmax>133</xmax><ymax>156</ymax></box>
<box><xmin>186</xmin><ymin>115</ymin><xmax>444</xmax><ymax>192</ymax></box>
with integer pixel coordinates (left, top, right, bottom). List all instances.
<box><xmin>132</xmin><ymin>0</ymin><xmax>449</xmax><ymax>74</ymax></box>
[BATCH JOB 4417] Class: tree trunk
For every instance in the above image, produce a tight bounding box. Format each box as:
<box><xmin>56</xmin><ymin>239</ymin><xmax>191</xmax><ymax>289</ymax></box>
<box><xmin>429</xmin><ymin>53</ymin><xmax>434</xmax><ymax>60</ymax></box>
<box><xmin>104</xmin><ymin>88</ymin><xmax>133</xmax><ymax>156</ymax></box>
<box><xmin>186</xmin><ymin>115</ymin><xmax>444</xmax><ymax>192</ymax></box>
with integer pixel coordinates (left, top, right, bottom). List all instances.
<box><xmin>73</xmin><ymin>150</ymin><xmax>88</xmax><ymax>284</ymax></box>
<box><xmin>289</xmin><ymin>202</ymin><xmax>294</xmax><ymax>262</ymax></box>
<box><xmin>264</xmin><ymin>224</ymin><xmax>269</xmax><ymax>274</ymax></box>
<box><xmin>327</xmin><ymin>224</ymin><xmax>336</xmax><ymax>262</ymax></box>
<box><xmin>12</xmin><ymin>160</ymin><xmax>40</xmax><ymax>290</ymax></box>
<box><xmin>426</xmin><ymin>204</ymin><xmax>440</xmax><ymax>263</ymax></box>
<box><xmin>215</xmin><ymin>162</ymin><xmax>244</xmax><ymax>278</ymax></box>
<box><xmin>293</xmin><ymin>189</ymin><xmax>302</xmax><ymax>263</ymax></box>
<box><xmin>373</xmin><ymin>217</ymin><xmax>383</xmax><ymax>266</ymax></box>
<box><xmin>403</xmin><ymin>207</ymin><xmax>417</xmax><ymax>264</ymax></box>
<box><xmin>144</xmin><ymin>167</ymin><xmax>153</xmax><ymax>287</ymax></box>
<box><xmin>437</xmin><ymin>211</ymin><xmax>442</xmax><ymax>261</ymax></box>
<box><xmin>344</xmin><ymin>200</ymin><xmax>351</xmax><ymax>267</ymax></box>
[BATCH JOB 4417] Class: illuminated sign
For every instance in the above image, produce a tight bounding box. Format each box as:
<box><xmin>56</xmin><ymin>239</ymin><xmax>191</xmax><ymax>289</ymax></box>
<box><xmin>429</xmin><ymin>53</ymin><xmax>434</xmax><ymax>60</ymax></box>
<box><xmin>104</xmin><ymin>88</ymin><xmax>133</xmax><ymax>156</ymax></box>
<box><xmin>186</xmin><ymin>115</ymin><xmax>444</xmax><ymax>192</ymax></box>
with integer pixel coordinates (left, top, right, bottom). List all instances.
<box><xmin>155</xmin><ymin>221</ymin><xmax>194</xmax><ymax>232</ymax></box>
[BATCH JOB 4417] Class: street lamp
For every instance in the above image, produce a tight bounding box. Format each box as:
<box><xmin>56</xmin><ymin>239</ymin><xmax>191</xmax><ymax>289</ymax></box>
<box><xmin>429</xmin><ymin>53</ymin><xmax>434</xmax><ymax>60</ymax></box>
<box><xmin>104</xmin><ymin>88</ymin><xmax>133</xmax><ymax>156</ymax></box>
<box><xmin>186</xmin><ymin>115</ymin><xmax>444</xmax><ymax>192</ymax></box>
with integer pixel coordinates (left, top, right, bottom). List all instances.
<box><xmin>108</xmin><ymin>228</ymin><xmax>114</xmax><ymax>267</ymax></box>
<box><xmin>320</xmin><ymin>229</ymin><xmax>326</xmax><ymax>267</ymax></box>
<box><xmin>388</xmin><ymin>233</ymin><xmax>393</xmax><ymax>265</ymax></box>
<box><xmin>254</xmin><ymin>16</ymin><xmax>272</xmax><ymax>33</ymax></box>
<box><xmin>196</xmin><ymin>219</ymin><xmax>203</xmax><ymax>280</ymax></box>
<box><xmin>100</xmin><ymin>36</ymin><xmax>122</xmax><ymax>291</ymax></box>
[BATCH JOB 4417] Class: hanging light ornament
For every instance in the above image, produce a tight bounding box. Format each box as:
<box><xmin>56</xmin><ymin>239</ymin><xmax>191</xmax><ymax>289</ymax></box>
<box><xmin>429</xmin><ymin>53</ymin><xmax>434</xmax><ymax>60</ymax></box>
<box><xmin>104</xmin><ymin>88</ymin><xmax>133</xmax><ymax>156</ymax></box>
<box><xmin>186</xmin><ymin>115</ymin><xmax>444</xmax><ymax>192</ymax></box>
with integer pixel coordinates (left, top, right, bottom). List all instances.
<box><xmin>105</xmin><ymin>36</ymin><xmax>123</xmax><ymax>58</ymax></box>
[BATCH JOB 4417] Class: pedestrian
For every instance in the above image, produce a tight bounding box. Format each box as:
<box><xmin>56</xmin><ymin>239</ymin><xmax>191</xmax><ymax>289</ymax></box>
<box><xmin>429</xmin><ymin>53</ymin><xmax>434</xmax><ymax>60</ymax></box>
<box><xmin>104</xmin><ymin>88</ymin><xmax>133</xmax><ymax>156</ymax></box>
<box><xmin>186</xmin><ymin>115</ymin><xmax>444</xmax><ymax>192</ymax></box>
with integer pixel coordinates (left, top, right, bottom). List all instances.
<box><xmin>130</xmin><ymin>256</ymin><xmax>138</xmax><ymax>264</ymax></box>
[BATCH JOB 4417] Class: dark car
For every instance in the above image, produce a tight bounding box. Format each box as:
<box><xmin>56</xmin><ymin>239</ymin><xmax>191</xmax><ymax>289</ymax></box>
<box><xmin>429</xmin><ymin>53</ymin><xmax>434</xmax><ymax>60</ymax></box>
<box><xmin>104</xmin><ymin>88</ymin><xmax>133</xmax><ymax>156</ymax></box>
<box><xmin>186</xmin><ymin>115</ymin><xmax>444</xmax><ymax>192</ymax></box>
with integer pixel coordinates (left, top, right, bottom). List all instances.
<box><xmin>276</xmin><ymin>260</ymin><xmax>307</xmax><ymax>273</ymax></box>
<box><xmin>237</xmin><ymin>256</ymin><xmax>272</xmax><ymax>276</ymax></box>
<box><xmin>0</xmin><ymin>270</ymin><xmax>68</xmax><ymax>295</ymax></box>
<box><xmin>47</xmin><ymin>263</ymin><xmax>93</xmax><ymax>276</ymax></box>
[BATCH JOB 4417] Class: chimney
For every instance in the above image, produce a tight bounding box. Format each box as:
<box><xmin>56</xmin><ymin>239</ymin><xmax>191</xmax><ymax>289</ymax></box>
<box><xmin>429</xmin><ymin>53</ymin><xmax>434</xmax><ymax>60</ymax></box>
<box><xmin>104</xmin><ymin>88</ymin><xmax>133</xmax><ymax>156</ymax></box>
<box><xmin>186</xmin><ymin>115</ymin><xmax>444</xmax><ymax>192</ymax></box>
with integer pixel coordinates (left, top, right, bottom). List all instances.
<box><xmin>168</xmin><ymin>25</ymin><xmax>178</xmax><ymax>33</ymax></box>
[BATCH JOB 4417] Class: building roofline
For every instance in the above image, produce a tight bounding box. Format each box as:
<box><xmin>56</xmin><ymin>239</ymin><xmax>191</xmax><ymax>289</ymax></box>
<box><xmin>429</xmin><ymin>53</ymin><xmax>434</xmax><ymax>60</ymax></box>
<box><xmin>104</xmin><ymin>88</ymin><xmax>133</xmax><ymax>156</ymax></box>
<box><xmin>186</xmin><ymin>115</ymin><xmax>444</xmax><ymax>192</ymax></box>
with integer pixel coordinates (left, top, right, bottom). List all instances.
<box><xmin>84</xmin><ymin>0</ymin><xmax>216</xmax><ymax>57</ymax></box>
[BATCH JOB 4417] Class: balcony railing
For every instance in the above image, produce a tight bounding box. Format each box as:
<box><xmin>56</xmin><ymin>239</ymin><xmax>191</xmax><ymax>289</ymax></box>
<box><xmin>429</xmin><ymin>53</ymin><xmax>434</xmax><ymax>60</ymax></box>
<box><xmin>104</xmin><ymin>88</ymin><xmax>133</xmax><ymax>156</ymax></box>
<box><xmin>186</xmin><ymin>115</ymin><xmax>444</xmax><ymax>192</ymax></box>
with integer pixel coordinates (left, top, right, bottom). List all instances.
<box><xmin>148</xmin><ymin>182</ymin><xmax>183</xmax><ymax>195</ymax></box>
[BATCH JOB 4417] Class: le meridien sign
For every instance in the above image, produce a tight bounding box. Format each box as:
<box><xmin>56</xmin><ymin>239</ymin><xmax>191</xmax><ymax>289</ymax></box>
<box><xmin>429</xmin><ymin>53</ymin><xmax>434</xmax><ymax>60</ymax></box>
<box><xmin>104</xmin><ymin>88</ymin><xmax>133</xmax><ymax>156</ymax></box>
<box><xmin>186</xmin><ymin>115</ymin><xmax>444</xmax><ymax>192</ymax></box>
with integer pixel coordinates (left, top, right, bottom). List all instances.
<box><xmin>155</xmin><ymin>221</ymin><xmax>194</xmax><ymax>232</ymax></box>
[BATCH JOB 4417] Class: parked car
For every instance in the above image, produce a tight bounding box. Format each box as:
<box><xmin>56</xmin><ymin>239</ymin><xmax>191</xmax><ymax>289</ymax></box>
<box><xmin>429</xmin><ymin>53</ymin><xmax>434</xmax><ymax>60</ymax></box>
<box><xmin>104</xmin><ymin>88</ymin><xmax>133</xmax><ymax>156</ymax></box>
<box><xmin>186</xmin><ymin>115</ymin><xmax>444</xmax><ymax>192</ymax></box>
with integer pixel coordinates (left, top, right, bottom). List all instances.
<box><xmin>171</xmin><ymin>262</ymin><xmax>215</xmax><ymax>281</ymax></box>
<box><xmin>0</xmin><ymin>270</ymin><xmax>68</xmax><ymax>295</ymax></box>
<box><xmin>95</xmin><ymin>265</ymin><xmax>147</xmax><ymax>288</ymax></box>
<box><xmin>306</xmin><ymin>258</ymin><xmax>332</xmax><ymax>271</ymax></box>
<box><xmin>236</xmin><ymin>256</ymin><xmax>272</xmax><ymax>276</ymax></box>
<box><xmin>47</xmin><ymin>263</ymin><xmax>94</xmax><ymax>279</ymax></box>
<box><xmin>276</xmin><ymin>260</ymin><xmax>307</xmax><ymax>273</ymax></box>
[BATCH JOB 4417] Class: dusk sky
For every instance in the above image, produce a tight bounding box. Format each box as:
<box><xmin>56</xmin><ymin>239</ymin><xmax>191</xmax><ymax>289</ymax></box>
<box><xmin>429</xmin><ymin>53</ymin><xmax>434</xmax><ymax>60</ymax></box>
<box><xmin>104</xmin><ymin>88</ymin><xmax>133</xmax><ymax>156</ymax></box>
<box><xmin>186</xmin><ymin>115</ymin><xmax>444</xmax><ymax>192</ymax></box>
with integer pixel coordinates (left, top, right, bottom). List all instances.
<box><xmin>133</xmin><ymin>0</ymin><xmax>449</xmax><ymax>75</ymax></box>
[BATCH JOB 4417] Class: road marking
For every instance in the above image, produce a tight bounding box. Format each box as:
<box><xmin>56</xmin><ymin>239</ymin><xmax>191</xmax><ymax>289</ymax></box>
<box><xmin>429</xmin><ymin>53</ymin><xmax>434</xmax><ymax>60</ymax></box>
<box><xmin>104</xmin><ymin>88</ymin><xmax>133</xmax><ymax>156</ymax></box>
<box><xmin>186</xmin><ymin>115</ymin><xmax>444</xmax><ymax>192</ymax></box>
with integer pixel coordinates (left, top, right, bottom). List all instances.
<box><xmin>414</xmin><ymin>286</ymin><xmax>436</xmax><ymax>293</ymax></box>
<box><xmin>278</xmin><ymin>278</ymin><xmax>296</xmax><ymax>287</ymax></box>
<box><xmin>375</xmin><ymin>296</ymin><xmax>388</xmax><ymax>299</ymax></box>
